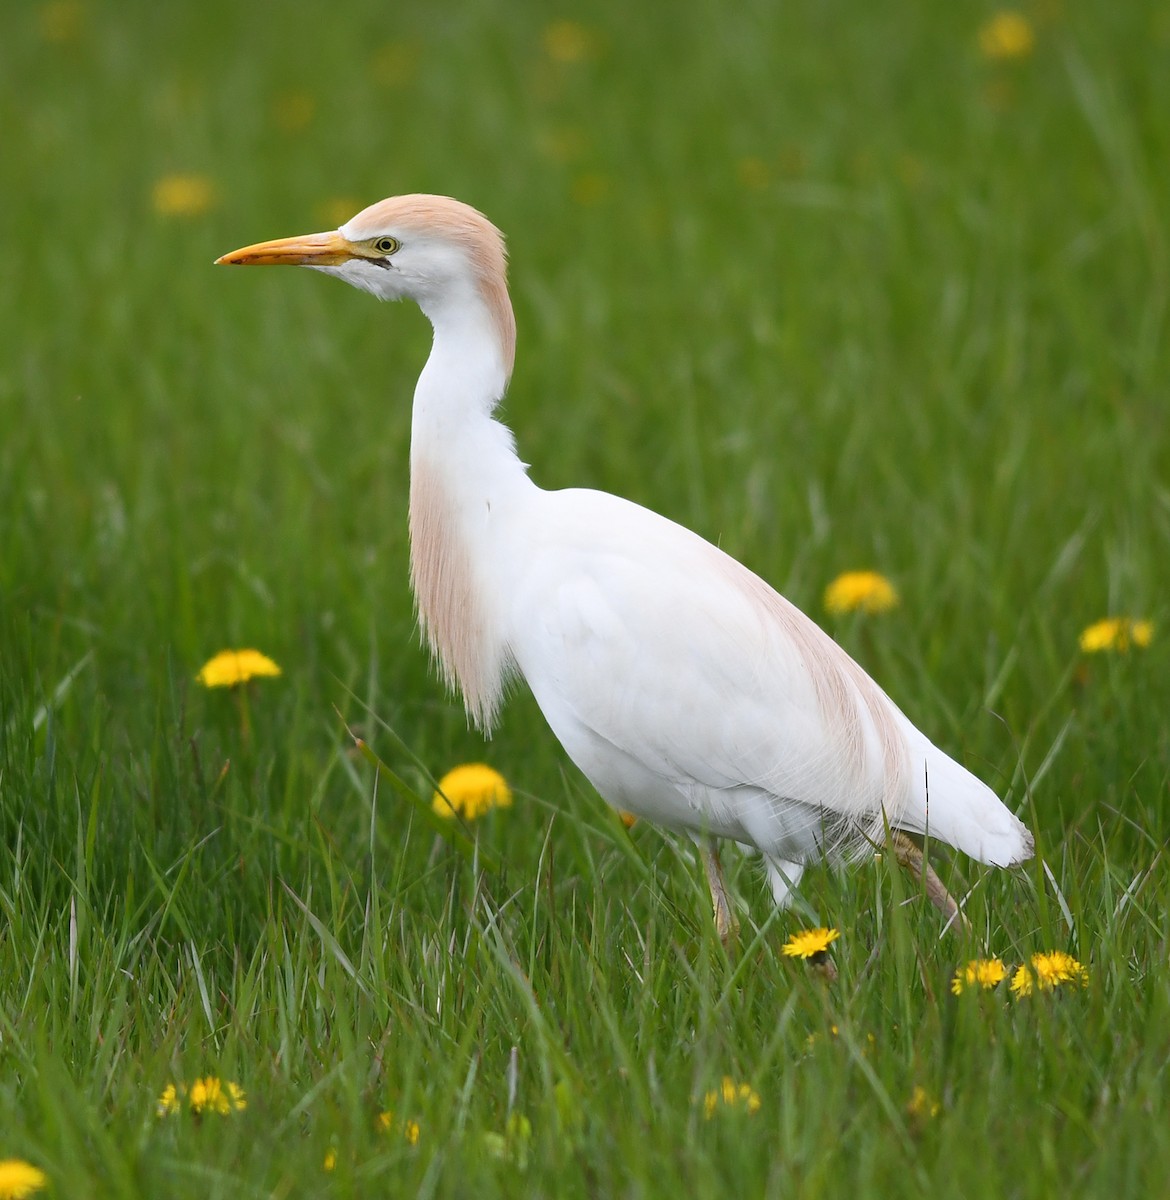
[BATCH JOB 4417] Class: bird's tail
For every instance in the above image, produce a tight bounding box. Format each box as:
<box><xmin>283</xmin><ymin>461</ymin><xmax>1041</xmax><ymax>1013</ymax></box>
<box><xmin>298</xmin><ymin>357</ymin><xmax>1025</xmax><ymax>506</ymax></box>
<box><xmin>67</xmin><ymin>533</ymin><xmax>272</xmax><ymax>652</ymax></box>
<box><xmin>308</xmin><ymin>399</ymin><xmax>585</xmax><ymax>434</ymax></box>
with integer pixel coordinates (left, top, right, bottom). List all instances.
<box><xmin>895</xmin><ymin>728</ymin><xmax>1034</xmax><ymax>867</ymax></box>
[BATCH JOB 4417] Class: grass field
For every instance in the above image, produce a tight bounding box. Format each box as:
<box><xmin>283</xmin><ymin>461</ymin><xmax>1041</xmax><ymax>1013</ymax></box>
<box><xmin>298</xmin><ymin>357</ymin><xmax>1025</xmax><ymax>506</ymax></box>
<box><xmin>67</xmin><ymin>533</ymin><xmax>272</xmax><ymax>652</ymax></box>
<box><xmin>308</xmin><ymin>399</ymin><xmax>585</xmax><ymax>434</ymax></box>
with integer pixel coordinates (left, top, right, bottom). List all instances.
<box><xmin>2</xmin><ymin>0</ymin><xmax>1169</xmax><ymax>1196</ymax></box>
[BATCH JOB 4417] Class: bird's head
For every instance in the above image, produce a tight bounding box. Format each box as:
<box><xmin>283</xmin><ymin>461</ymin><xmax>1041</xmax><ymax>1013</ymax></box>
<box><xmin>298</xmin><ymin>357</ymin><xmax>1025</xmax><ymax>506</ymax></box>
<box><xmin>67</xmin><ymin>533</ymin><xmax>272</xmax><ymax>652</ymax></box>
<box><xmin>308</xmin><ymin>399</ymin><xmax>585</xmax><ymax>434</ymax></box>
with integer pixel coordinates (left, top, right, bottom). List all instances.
<box><xmin>217</xmin><ymin>193</ymin><xmax>515</xmax><ymax>375</ymax></box>
<box><xmin>216</xmin><ymin>193</ymin><xmax>508</xmax><ymax>307</ymax></box>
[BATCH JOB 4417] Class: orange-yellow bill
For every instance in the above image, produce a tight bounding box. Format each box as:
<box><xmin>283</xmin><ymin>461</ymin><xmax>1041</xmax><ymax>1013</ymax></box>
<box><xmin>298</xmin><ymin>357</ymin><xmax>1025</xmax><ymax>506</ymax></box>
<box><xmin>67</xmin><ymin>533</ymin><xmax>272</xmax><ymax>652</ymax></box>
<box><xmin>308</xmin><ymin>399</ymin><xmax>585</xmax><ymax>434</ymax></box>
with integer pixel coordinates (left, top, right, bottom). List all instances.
<box><xmin>215</xmin><ymin>230</ymin><xmax>357</xmax><ymax>267</ymax></box>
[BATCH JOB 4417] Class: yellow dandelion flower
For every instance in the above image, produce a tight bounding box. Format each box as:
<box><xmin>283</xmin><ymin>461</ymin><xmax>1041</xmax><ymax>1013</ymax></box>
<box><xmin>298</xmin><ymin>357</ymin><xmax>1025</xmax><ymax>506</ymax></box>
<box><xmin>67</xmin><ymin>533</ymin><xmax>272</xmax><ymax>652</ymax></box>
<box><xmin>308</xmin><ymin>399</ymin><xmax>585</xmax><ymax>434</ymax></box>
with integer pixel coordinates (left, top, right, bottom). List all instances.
<box><xmin>323</xmin><ymin>1148</ymin><xmax>337</xmax><ymax>1171</ymax></box>
<box><xmin>782</xmin><ymin>927</ymin><xmax>839</xmax><ymax>959</ymax></box>
<box><xmin>0</xmin><ymin>1160</ymin><xmax>48</xmax><ymax>1199</ymax></box>
<box><xmin>156</xmin><ymin>1077</ymin><xmax>246</xmax><ymax>1116</ymax></box>
<box><xmin>1010</xmin><ymin>951</ymin><xmax>1089</xmax><ymax>998</ymax></box>
<box><xmin>152</xmin><ymin>173</ymin><xmax>217</xmax><ymax>217</ymax></box>
<box><xmin>196</xmin><ymin>649</ymin><xmax>282</xmax><ymax>688</ymax></box>
<box><xmin>951</xmin><ymin>957</ymin><xmax>1007</xmax><ymax>995</ymax></box>
<box><xmin>1078</xmin><ymin>617</ymin><xmax>1154</xmax><ymax>654</ymax></box>
<box><xmin>805</xmin><ymin>1023</ymin><xmax>840</xmax><ymax>1049</ymax></box>
<box><xmin>824</xmin><ymin>571</ymin><xmax>899</xmax><ymax>615</ymax></box>
<box><xmin>432</xmin><ymin>763</ymin><xmax>512</xmax><ymax>820</ymax></box>
<box><xmin>703</xmin><ymin>1077</ymin><xmax>762</xmax><ymax>1119</ymax></box>
<box><xmin>377</xmin><ymin>1110</ymin><xmax>421</xmax><ymax>1143</ymax></box>
<box><xmin>156</xmin><ymin>1082</ymin><xmax>181</xmax><ymax>1117</ymax></box>
<box><xmin>978</xmin><ymin>11</ymin><xmax>1035</xmax><ymax>60</ymax></box>
<box><xmin>542</xmin><ymin>20</ymin><xmax>599</xmax><ymax>63</ymax></box>
<box><xmin>187</xmin><ymin>1076</ymin><xmax>247</xmax><ymax>1114</ymax></box>
<box><xmin>618</xmin><ymin>810</ymin><xmax>638</xmax><ymax>829</ymax></box>
<box><xmin>38</xmin><ymin>0</ymin><xmax>84</xmax><ymax>43</ymax></box>
<box><xmin>906</xmin><ymin>1086</ymin><xmax>940</xmax><ymax>1119</ymax></box>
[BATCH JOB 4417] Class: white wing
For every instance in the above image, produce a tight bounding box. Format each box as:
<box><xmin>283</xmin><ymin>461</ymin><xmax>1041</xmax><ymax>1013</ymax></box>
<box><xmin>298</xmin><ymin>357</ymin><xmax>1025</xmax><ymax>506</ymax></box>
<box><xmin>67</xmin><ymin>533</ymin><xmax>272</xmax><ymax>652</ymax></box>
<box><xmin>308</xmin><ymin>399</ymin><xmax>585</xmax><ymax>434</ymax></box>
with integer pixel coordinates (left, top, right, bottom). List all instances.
<box><xmin>506</xmin><ymin>486</ymin><xmax>1031</xmax><ymax>868</ymax></box>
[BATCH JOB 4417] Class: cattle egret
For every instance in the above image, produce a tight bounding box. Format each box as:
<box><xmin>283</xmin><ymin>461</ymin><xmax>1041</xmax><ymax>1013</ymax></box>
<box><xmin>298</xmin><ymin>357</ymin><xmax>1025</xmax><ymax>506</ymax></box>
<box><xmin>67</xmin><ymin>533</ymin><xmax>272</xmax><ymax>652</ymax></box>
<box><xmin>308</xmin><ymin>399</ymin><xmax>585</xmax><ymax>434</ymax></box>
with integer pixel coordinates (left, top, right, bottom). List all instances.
<box><xmin>217</xmin><ymin>195</ymin><xmax>1034</xmax><ymax>938</ymax></box>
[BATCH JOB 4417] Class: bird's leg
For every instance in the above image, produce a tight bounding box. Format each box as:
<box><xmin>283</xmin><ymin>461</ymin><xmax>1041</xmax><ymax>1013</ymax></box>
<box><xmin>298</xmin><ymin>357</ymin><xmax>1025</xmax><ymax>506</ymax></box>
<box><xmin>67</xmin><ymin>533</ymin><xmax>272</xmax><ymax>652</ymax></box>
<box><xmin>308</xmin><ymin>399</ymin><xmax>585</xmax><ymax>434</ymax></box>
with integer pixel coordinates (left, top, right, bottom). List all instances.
<box><xmin>700</xmin><ymin>839</ymin><xmax>739</xmax><ymax>946</ymax></box>
<box><xmin>891</xmin><ymin>832</ymin><xmax>971</xmax><ymax>933</ymax></box>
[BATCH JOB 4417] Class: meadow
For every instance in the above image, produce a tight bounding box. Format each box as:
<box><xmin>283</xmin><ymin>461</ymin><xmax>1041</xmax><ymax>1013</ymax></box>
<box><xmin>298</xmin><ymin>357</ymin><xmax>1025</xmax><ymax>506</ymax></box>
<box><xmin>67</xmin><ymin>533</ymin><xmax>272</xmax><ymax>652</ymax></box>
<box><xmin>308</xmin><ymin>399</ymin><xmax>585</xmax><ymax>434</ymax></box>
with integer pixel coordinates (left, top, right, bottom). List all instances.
<box><xmin>1</xmin><ymin>0</ymin><xmax>1168</xmax><ymax>1196</ymax></box>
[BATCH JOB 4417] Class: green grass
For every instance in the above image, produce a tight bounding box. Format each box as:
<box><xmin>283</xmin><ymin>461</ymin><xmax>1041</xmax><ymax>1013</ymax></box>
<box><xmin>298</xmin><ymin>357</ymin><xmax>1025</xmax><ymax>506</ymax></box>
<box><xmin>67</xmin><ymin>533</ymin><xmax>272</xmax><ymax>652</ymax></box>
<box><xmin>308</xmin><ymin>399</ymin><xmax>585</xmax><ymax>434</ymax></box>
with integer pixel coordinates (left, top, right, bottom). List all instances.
<box><xmin>2</xmin><ymin>0</ymin><xmax>1169</xmax><ymax>1195</ymax></box>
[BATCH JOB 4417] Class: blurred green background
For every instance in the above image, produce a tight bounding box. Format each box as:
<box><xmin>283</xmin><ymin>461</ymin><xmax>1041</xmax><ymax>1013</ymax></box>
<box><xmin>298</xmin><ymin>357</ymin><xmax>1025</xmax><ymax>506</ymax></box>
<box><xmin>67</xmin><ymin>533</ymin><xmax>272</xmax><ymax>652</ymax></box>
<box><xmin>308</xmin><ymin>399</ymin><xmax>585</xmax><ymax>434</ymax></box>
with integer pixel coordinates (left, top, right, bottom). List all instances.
<box><xmin>1</xmin><ymin>0</ymin><xmax>1168</xmax><ymax>1196</ymax></box>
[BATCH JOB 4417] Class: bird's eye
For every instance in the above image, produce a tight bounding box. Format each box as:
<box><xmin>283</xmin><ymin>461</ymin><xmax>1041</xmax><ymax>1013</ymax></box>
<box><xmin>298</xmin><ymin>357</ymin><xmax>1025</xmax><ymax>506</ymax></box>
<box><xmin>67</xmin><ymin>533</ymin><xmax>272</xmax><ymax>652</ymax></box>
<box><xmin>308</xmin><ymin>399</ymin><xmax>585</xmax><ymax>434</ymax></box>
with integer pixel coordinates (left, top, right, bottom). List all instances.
<box><xmin>372</xmin><ymin>236</ymin><xmax>400</xmax><ymax>255</ymax></box>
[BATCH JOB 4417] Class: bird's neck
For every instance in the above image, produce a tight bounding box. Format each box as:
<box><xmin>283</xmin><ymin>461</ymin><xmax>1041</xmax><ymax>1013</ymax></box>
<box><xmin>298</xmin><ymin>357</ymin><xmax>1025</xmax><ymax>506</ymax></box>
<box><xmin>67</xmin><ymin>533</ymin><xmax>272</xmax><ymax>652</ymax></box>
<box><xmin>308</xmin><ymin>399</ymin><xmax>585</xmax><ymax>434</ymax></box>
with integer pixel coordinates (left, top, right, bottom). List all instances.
<box><xmin>413</xmin><ymin>275</ymin><xmax>515</xmax><ymax>422</ymax></box>
<box><xmin>408</xmin><ymin>282</ymin><xmax>528</xmax><ymax>731</ymax></box>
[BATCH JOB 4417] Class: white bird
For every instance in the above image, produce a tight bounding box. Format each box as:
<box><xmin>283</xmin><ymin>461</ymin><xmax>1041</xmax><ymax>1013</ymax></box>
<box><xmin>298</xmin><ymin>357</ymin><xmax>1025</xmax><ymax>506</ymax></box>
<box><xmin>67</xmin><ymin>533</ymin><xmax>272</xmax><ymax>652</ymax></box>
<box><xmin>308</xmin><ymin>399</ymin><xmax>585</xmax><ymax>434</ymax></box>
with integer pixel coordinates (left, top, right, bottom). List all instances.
<box><xmin>217</xmin><ymin>194</ymin><xmax>1033</xmax><ymax>938</ymax></box>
